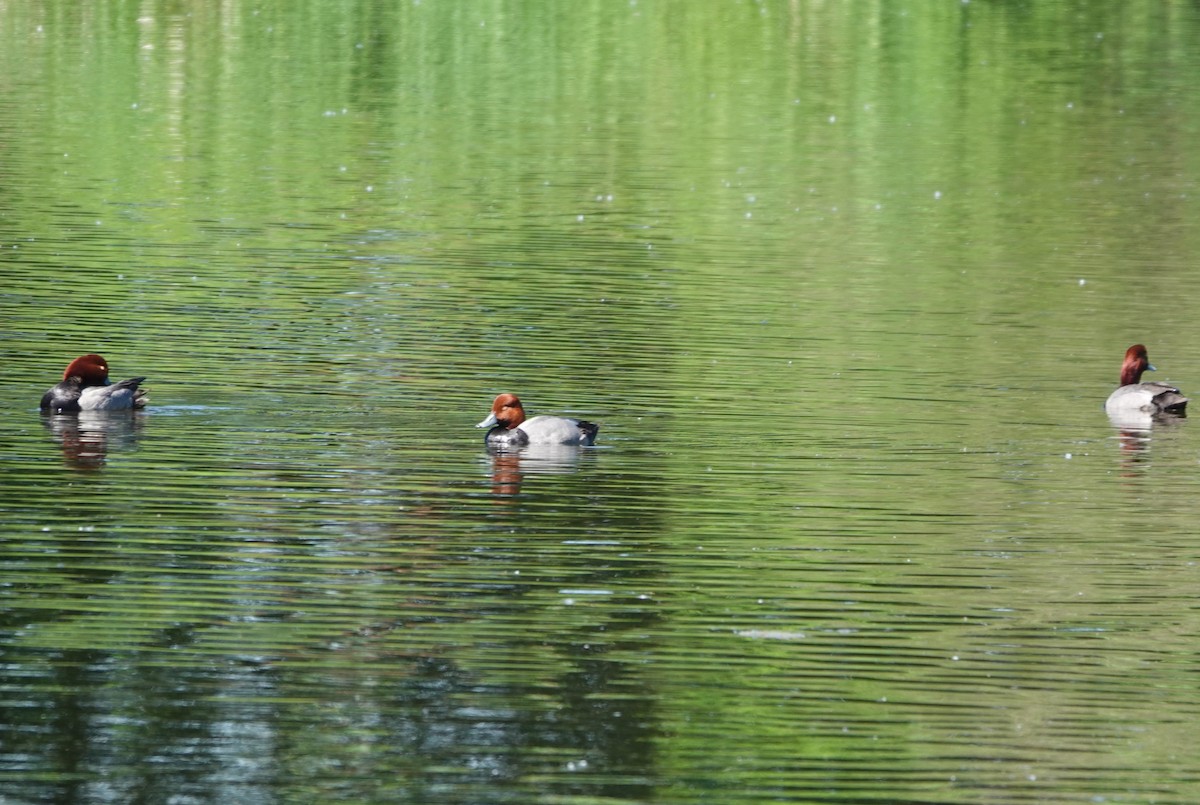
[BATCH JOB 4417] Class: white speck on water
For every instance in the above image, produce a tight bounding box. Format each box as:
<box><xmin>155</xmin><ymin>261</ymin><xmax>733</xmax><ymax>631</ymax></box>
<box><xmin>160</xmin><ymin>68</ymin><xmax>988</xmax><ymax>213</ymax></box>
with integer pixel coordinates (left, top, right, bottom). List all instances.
<box><xmin>828</xmin><ymin>115</ymin><xmax>837</xmax><ymax>123</ymax></box>
<box><xmin>365</xmin><ymin>185</ymin><xmax>373</xmax><ymax>192</ymax></box>
<box><xmin>745</xmin><ymin>211</ymin><xmax>752</xmax><ymax>218</ymax></box>
<box><xmin>1064</xmin><ymin>453</ymin><xmax>1072</xmax><ymax>459</ymax></box>
<box><xmin>736</xmin><ymin>629</ymin><xmax>807</xmax><ymax>641</ymax></box>
<box><xmin>933</xmin><ymin>191</ymin><xmax>942</xmax><ymax>200</ymax></box>
<box><xmin>1079</xmin><ymin>278</ymin><xmax>1086</xmax><ymax>285</ymax></box>
<box><xmin>1066</xmin><ymin>102</ymin><xmax>1074</xmax><ymax>109</ymax></box>
<box><xmin>577</xmin><ymin>214</ymin><xmax>585</xmax><ymax>221</ymax></box>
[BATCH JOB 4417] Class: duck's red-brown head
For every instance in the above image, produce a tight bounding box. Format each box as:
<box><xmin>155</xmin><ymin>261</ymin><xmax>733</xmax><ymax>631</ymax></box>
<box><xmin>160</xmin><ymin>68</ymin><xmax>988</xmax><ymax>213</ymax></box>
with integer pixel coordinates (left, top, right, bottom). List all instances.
<box><xmin>1119</xmin><ymin>344</ymin><xmax>1154</xmax><ymax>386</ymax></box>
<box><xmin>476</xmin><ymin>393</ymin><xmax>527</xmax><ymax>430</ymax></box>
<box><xmin>62</xmin><ymin>354</ymin><xmax>111</xmax><ymax>386</ymax></box>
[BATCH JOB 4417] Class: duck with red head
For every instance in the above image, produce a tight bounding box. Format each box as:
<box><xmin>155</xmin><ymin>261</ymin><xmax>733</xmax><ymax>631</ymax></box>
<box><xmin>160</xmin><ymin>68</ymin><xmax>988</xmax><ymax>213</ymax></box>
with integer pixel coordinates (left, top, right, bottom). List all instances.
<box><xmin>40</xmin><ymin>354</ymin><xmax>148</xmax><ymax>414</ymax></box>
<box><xmin>475</xmin><ymin>393</ymin><xmax>598</xmax><ymax>447</ymax></box>
<box><xmin>1104</xmin><ymin>344</ymin><xmax>1187</xmax><ymax>417</ymax></box>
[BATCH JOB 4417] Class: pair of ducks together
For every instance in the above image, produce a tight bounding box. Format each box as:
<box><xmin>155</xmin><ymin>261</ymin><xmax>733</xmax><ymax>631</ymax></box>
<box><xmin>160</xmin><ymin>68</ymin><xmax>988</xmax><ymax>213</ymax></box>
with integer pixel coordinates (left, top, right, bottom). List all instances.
<box><xmin>478</xmin><ymin>348</ymin><xmax>1190</xmax><ymax>433</ymax></box>
<box><xmin>39</xmin><ymin>354</ymin><xmax>600</xmax><ymax>447</ymax></box>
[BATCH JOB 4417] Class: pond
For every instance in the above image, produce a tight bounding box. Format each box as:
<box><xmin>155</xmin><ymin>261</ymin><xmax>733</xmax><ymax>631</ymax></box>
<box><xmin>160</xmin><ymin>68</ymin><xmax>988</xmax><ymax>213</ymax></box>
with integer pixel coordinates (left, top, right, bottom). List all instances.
<box><xmin>3</xmin><ymin>1</ymin><xmax>1200</xmax><ymax>803</ymax></box>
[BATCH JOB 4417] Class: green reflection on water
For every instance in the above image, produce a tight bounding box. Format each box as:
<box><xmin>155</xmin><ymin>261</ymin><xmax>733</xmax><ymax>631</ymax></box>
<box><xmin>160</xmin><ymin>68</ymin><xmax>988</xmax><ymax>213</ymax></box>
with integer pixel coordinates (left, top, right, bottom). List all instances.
<box><xmin>3</xmin><ymin>1</ymin><xmax>1200</xmax><ymax>803</ymax></box>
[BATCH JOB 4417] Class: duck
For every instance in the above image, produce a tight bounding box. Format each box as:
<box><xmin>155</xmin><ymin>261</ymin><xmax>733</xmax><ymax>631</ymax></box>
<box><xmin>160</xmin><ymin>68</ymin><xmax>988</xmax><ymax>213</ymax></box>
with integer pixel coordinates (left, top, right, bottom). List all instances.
<box><xmin>476</xmin><ymin>393</ymin><xmax>598</xmax><ymax>447</ymax></box>
<box><xmin>1104</xmin><ymin>344</ymin><xmax>1187</xmax><ymax>416</ymax></box>
<box><xmin>40</xmin><ymin>354</ymin><xmax>148</xmax><ymax>414</ymax></box>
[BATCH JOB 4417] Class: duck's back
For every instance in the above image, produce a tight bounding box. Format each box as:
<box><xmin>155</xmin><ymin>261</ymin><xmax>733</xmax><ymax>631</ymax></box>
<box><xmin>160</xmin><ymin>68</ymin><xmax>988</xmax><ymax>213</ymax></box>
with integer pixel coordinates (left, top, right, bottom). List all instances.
<box><xmin>1105</xmin><ymin>382</ymin><xmax>1188</xmax><ymax>415</ymax></box>
<box><xmin>520</xmin><ymin>415</ymin><xmax>598</xmax><ymax>445</ymax></box>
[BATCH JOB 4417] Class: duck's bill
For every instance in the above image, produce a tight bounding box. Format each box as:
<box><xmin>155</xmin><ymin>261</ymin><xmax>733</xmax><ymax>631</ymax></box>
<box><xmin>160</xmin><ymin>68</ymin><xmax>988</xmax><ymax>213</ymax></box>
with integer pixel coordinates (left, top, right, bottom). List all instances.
<box><xmin>476</xmin><ymin>413</ymin><xmax>498</xmax><ymax>429</ymax></box>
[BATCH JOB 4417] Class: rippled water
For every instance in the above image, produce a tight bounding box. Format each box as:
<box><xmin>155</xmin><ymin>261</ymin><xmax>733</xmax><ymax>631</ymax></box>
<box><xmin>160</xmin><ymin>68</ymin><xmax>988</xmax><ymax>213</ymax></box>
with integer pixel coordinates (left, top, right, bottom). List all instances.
<box><xmin>4</xmin><ymin>1</ymin><xmax>1200</xmax><ymax>803</ymax></box>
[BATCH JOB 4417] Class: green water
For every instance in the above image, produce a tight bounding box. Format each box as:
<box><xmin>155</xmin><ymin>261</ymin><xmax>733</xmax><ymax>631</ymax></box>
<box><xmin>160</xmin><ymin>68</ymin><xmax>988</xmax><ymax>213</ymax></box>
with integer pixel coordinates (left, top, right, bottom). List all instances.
<box><xmin>4</xmin><ymin>1</ymin><xmax>1200</xmax><ymax>803</ymax></box>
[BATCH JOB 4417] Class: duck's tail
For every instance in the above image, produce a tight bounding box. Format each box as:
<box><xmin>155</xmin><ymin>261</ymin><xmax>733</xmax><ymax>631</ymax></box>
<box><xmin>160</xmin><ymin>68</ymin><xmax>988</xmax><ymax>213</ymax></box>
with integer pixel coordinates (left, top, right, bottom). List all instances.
<box><xmin>1158</xmin><ymin>392</ymin><xmax>1188</xmax><ymax>415</ymax></box>
<box><xmin>113</xmin><ymin>377</ymin><xmax>149</xmax><ymax>409</ymax></box>
<box><xmin>577</xmin><ymin>421</ymin><xmax>599</xmax><ymax>445</ymax></box>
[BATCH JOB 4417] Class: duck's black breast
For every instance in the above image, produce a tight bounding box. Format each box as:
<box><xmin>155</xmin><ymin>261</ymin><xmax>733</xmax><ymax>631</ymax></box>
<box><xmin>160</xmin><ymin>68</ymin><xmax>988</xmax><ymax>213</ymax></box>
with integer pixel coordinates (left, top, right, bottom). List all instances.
<box><xmin>485</xmin><ymin>426</ymin><xmax>529</xmax><ymax>448</ymax></box>
<box><xmin>40</xmin><ymin>378</ymin><xmax>83</xmax><ymax>414</ymax></box>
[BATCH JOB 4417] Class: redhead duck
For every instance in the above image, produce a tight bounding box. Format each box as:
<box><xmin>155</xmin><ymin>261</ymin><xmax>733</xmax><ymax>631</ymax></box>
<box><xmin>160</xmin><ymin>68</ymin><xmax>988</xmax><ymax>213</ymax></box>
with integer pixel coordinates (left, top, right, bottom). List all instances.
<box><xmin>1104</xmin><ymin>344</ymin><xmax>1187</xmax><ymax>416</ymax></box>
<box><xmin>476</xmin><ymin>393</ymin><xmax>598</xmax><ymax>447</ymax></box>
<box><xmin>40</xmin><ymin>354</ymin><xmax>147</xmax><ymax>414</ymax></box>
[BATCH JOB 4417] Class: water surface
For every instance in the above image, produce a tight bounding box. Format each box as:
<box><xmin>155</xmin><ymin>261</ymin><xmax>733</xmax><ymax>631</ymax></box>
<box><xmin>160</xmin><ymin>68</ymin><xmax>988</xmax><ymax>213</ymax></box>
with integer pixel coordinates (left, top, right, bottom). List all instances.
<box><xmin>4</xmin><ymin>1</ymin><xmax>1200</xmax><ymax>803</ymax></box>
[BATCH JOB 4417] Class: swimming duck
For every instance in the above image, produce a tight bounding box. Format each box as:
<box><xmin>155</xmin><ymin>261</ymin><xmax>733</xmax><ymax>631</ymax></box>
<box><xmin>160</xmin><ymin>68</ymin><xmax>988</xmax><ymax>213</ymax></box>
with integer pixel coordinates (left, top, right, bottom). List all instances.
<box><xmin>476</xmin><ymin>393</ymin><xmax>598</xmax><ymax>447</ymax></box>
<box><xmin>1104</xmin><ymin>344</ymin><xmax>1187</xmax><ymax>416</ymax></box>
<box><xmin>40</xmin><ymin>354</ymin><xmax>148</xmax><ymax>414</ymax></box>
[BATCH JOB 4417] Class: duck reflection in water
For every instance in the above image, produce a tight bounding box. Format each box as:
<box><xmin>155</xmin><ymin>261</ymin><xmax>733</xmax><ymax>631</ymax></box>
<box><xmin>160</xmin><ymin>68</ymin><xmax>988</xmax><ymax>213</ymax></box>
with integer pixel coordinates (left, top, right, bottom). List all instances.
<box><xmin>485</xmin><ymin>444</ymin><xmax>597</xmax><ymax>496</ymax></box>
<box><xmin>42</xmin><ymin>410</ymin><xmax>146</xmax><ymax>471</ymax></box>
<box><xmin>1104</xmin><ymin>344</ymin><xmax>1187</xmax><ymax>472</ymax></box>
<box><xmin>475</xmin><ymin>393</ymin><xmax>600</xmax><ymax>495</ymax></box>
<box><xmin>1109</xmin><ymin>416</ymin><xmax>1187</xmax><ymax>476</ymax></box>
